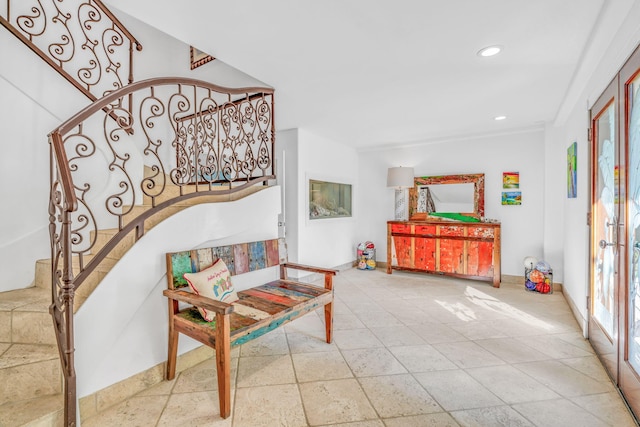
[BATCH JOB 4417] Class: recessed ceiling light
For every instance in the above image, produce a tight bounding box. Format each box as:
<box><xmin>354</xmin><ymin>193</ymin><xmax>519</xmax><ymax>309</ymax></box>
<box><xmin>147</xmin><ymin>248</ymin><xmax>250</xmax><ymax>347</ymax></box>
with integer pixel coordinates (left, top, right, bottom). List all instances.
<box><xmin>494</xmin><ymin>115</ymin><xmax>507</xmax><ymax>121</ymax></box>
<box><xmin>478</xmin><ymin>45</ymin><xmax>502</xmax><ymax>57</ymax></box>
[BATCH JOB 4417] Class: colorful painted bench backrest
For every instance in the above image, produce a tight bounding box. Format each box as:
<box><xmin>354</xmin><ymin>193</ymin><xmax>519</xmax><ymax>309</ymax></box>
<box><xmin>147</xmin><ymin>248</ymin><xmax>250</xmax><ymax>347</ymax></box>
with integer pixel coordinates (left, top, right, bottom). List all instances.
<box><xmin>166</xmin><ymin>238</ymin><xmax>286</xmax><ymax>290</ymax></box>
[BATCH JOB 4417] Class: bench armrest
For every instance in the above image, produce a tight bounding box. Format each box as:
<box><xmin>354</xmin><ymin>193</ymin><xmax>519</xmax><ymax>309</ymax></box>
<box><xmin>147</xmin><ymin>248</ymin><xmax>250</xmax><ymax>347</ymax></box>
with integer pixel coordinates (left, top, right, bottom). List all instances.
<box><xmin>280</xmin><ymin>262</ymin><xmax>338</xmax><ymax>291</ymax></box>
<box><xmin>281</xmin><ymin>262</ymin><xmax>338</xmax><ymax>276</ymax></box>
<box><xmin>163</xmin><ymin>289</ymin><xmax>234</xmax><ymax>315</ymax></box>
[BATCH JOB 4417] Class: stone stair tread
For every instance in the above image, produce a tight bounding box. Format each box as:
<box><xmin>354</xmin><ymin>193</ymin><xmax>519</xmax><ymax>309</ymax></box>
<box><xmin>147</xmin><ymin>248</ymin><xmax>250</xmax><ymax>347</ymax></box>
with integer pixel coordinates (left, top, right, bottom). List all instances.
<box><xmin>36</xmin><ymin>254</ymin><xmax>116</xmax><ymax>272</ymax></box>
<box><xmin>0</xmin><ymin>394</ymin><xmax>62</xmax><ymax>427</ymax></box>
<box><xmin>0</xmin><ymin>343</ymin><xmax>59</xmax><ymax>369</ymax></box>
<box><xmin>0</xmin><ymin>288</ymin><xmax>49</xmax><ymax>311</ymax></box>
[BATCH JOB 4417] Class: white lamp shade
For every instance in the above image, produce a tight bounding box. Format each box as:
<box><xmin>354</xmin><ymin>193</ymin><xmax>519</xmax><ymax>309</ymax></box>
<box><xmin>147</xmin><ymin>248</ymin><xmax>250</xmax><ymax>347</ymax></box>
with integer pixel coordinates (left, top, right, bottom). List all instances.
<box><xmin>387</xmin><ymin>167</ymin><xmax>414</xmax><ymax>188</ymax></box>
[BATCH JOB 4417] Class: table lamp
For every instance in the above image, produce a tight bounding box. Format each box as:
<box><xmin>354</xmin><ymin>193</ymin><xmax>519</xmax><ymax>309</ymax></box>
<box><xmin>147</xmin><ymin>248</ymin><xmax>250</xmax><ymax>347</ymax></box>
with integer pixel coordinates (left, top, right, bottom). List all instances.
<box><xmin>387</xmin><ymin>166</ymin><xmax>414</xmax><ymax>220</ymax></box>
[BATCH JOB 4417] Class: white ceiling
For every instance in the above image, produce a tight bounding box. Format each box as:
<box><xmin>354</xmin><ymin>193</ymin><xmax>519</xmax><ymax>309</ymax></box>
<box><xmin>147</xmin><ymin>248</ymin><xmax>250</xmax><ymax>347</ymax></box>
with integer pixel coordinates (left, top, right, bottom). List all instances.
<box><xmin>105</xmin><ymin>0</ymin><xmax>608</xmax><ymax>149</ymax></box>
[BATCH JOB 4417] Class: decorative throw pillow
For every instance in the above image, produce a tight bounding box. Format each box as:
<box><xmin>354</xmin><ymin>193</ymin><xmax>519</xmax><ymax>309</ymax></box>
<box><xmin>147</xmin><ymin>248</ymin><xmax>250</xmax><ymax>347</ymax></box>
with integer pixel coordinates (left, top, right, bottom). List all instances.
<box><xmin>183</xmin><ymin>258</ymin><xmax>239</xmax><ymax>321</ymax></box>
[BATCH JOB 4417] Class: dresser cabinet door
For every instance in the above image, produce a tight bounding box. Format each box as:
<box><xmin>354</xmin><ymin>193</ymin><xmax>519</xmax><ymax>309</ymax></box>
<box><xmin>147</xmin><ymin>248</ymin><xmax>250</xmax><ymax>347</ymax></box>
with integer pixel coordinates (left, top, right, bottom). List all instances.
<box><xmin>438</xmin><ymin>225</ymin><xmax>465</xmax><ymax>274</ymax></box>
<box><xmin>467</xmin><ymin>226</ymin><xmax>495</xmax><ymax>278</ymax></box>
<box><xmin>391</xmin><ymin>223</ymin><xmax>413</xmax><ymax>268</ymax></box>
<box><xmin>414</xmin><ymin>224</ymin><xmax>436</xmax><ymax>271</ymax></box>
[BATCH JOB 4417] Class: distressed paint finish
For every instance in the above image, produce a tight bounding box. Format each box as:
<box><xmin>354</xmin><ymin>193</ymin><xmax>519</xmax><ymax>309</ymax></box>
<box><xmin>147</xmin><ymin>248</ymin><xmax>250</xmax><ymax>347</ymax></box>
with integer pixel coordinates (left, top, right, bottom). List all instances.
<box><xmin>266</xmin><ymin>239</ymin><xmax>280</xmax><ymax>266</ymax></box>
<box><xmin>236</xmin><ymin>294</ymin><xmax>288</xmax><ymax>315</ymax></box>
<box><xmin>213</xmin><ymin>245</ymin><xmax>235</xmax><ymax>275</ymax></box>
<box><xmin>165</xmin><ymin>239</ymin><xmax>337</xmax><ymax>419</ymax></box>
<box><xmin>231</xmin><ymin>304</ymin><xmax>320</xmax><ymax>347</ymax></box>
<box><xmin>275</xmin><ymin>280</ymin><xmax>328</xmax><ymax>297</ymax></box>
<box><xmin>391</xmin><ymin>223</ymin><xmax>413</xmax><ymax>268</ymax></box>
<box><xmin>169</xmin><ymin>251</ymin><xmax>193</xmax><ymax>289</ymax></box>
<box><xmin>241</xmin><ymin>288</ymin><xmax>300</xmax><ymax>307</ymax></box>
<box><xmin>414</xmin><ymin>224</ymin><xmax>437</xmax><ymax>271</ymax></box>
<box><xmin>195</xmin><ymin>248</ymin><xmax>214</xmax><ymax>271</ymax></box>
<box><xmin>248</xmin><ymin>241</ymin><xmax>267</xmax><ymax>271</ymax></box>
<box><xmin>387</xmin><ymin>220</ymin><xmax>501</xmax><ymax>287</ymax></box>
<box><xmin>234</xmin><ymin>243</ymin><xmax>250</xmax><ymax>274</ymax></box>
<box><xmin>167</xmin><ymin>239</ymin><xmax>284</xmax><ymax>289</ymax></box>
<box><xmin>438</xmin><ymin>226</ymin><xmax>465</xmax><ymax>274</ymax></box>
<box><xmin>408</xmin><ymin>173</ymin><xmax>485</xmax><ymax>219</ymax></box>
<box><xmin>175</xmin><ymin>281</ymin><xmax>331</xmax><ymax>337</ymax></box>
<box><xmin>261</xmin><ymin>283</ymin><xmax>312</xmax><ymax>301</ymax></box>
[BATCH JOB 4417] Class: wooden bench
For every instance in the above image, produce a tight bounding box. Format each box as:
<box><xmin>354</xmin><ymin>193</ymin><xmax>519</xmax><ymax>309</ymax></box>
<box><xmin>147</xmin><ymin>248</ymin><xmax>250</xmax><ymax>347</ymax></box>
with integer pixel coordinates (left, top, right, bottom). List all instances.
<box><xmin>163</xmin><ymin>238</ymin><xmax>337</xmax><ymax>418</ymax></box>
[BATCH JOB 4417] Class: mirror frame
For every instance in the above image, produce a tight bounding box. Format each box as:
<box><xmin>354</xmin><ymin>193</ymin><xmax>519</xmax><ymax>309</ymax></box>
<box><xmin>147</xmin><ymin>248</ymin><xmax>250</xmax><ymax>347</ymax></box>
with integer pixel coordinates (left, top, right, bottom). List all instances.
<box><xmin>408</xmin><ymin>173</ymin><xmax>485</xmax><ymax>220</ymax></box>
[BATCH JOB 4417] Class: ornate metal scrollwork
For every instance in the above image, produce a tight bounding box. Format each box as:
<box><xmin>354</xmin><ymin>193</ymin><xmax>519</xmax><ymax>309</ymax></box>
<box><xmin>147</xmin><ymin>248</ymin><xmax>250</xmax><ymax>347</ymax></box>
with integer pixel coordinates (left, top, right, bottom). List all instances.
<box><xmin>3</xmin><ymin>0</ymin><xmax>141</xmax><ymax>105</ymax></box>
<box><xmin>48</xmin><ymin>78</ymin><xmax>274</xmax><ymax>426</ymax></box>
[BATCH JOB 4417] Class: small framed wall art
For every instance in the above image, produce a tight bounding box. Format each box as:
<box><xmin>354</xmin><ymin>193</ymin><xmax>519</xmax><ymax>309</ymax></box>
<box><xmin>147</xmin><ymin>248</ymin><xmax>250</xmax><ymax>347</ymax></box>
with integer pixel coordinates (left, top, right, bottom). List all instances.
<box><xmin>502</xmin><ymin>191</ymin><xmax>522</xmax><ymax>205</ymax></box>
<box><xmin>567</xmin><ymin>142</ymin><xmax>577</xmax><ymax>198</ymax></box>
<box><xmin>503</xmin><ymin>172</ymin><xmax>519</xmax><ymax>189</ymax></box>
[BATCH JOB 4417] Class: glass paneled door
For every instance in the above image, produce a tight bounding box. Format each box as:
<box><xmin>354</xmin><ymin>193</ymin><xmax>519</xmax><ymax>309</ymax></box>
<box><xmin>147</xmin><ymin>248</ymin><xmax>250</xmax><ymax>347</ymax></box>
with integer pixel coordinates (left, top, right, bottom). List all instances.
<box><xmin>619</xmin><ymin>47</ymin><xmax>640</xmax><ymax>416</ymax></box>
<box><xmin>590</xmin><ymin>78</ymin><xmax>621</xmax><ymax>382</ymax></box>
<box><xmin>590</xmin><ymin>44</ymin><xmax>640</xmax><ymax>418</ymax></box>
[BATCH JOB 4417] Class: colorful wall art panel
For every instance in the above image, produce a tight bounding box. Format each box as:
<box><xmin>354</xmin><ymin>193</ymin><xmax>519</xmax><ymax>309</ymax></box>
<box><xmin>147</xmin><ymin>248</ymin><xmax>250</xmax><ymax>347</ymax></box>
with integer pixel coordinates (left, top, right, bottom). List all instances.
<box><xmin>567</xmin><ymin>142</ymin><xmax>577</xmax><ymax>198</ymax></box>
<box><xmin>502</xmin><ymin>191</ymin><xmax>522</xmax><ymax>205</ymax></box>
<box><xmin>503</xmin><ymin>172</ymin><xmax>519</xmax><ymax>189</ymax></box>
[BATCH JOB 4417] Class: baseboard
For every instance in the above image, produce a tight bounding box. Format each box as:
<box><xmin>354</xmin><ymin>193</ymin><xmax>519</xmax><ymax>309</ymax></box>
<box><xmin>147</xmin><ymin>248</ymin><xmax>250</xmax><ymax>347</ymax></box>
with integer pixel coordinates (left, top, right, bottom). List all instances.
<box><xmin>79</xmin><ymin>345</ymin><xmax>219</xmax><ymax>422</ymax></box>
<box><xmin>562</xmin><ymin>287</ymin><xmax>588</xmax><ymax>336</ymax></box>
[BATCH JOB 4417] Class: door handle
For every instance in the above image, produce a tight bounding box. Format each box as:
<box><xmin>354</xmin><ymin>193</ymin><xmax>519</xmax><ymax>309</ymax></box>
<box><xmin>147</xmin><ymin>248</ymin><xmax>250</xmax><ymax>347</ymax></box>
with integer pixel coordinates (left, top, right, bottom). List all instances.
<box><xmin>604</xmin><ymin>217</ymin><xmax>619</xmax><ymax>250</ymax></box>
<box><xmin>599</xmin><ymin>239</ymin><xmax>615</xmax><ymax>249</ymax></box>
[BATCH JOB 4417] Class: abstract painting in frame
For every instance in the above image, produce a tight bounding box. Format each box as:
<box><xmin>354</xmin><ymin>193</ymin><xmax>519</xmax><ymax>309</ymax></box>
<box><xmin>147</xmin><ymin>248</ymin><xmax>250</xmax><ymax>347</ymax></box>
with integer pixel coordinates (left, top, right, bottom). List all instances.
<box><xmin>503</xmin><ymin>171</ymin><xmax>519</xmax><ymax>188</ymax></box>
<box><xmin>502</xmin><ymin>191</ymin><xmax>522</xmax><ymax>205</ymax></box>
<box><xmin>567</xmin><ymin>141</ymin><xmax>577</xmax><ymax>198</ymax></box>
<box><xmin>190</xmin><ymin>46</ymin><xmax>215</xmax><ymax>70</ymax></box>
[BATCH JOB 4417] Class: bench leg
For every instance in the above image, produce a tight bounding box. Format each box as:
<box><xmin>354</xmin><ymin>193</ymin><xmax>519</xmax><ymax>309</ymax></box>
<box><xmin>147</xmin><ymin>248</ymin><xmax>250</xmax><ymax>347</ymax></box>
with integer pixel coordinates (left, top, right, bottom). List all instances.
<box><xmin>166</xmin><ymin>317</ymin><xmax>179</xmax><ymax>380</ymax></box>
<box><xmin>324</xmin><ymin>273</ymin><xmax>334</xmax><ymax>343</ymax></box>
<box><xmin>215</xmin><ymin>313</ymin><xmax>231</xmax><ymax>418</ymax></box>
<box><xmin>324</xmin><ymin>302</ymin><xmax>333</xmax><ymax>343</ymax></box>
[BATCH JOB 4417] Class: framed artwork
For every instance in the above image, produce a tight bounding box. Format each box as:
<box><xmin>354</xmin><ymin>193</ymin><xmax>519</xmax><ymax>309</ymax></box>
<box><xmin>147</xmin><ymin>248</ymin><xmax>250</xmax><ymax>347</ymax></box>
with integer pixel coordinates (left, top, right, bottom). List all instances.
<box><xmin>503</xmin><ymin>172</ymin><xmax>519</xmax><ymax>188</ymax></box>
<box><xmin>502</xmin><ymin>191</ymin><xmax>522</xmax><ymax>205</ymax></box>
<box><xmin>567</xmin><ymin>142</ymin><xmax>577</xmax><ymax>198</ymax></box>
<box><xmin>190</xmin><ymin>46</ymin><xmax>215</xmax><ymax>70</ymax></box>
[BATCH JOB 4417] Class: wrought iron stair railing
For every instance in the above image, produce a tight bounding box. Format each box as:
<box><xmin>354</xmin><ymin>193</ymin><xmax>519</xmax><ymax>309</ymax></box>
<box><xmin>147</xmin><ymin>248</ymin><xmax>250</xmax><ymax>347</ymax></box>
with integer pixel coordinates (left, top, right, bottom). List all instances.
<box><xmin>48</xmin><ymin>77</ymin><xmax>275</xmax><ymax>425</ymax></box>
<box><xmin>1</xmin><ymin>0</ymin><xmax>142</xmax><ymax>104</ymax></box>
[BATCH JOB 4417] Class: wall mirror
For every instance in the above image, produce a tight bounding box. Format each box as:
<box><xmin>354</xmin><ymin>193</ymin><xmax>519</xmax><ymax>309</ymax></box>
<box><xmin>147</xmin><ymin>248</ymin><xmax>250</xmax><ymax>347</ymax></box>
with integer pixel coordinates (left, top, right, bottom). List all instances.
<box><xmin>408</xmin><ymin>173</ymin><xmax>485</xmax><ymax>220</ymax></box>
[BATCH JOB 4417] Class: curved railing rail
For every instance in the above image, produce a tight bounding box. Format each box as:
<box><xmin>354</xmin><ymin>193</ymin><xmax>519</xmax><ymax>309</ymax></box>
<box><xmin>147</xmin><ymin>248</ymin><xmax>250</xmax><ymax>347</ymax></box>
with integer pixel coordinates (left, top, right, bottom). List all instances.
<box><xmin>48</xmin><ymin>77</ymin><xmax>275</xmax><ymax>425</ymax></box>
<box><xmin>1</xmin><ymin>0</ymin><xmax>142</xmax><ymax>104</ymax></box>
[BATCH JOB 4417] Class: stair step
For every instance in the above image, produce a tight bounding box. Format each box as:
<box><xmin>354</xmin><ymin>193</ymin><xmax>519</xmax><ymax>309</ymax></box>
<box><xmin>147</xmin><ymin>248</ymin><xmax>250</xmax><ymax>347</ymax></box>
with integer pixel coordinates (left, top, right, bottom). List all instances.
<box><xmin>0</xmin><ymin>343</ymin><xmax>62</xmax><ymax>406</ymax></box>
<box><xmin>0</xmin><ymin>288</ymin><xmax>55</xmax><ymax>345</ymax></box>
<box><xmin>0</xmin><ymin>394</ymin><xmax>63</xmax><ymax>427</ymax></box>
<box><xmin>33</xmin><ymin>257</ymin><xmax>114</xmax><ymax>313</ymax></box>
<box><xmin>33</xmin><ymin>255</ymin><xmax>116</xmax><ymax>289</ymax></box>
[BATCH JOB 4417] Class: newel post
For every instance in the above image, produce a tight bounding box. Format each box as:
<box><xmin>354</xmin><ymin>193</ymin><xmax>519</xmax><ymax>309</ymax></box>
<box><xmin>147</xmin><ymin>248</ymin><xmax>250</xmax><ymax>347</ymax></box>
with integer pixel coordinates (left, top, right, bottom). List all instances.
<box><xmin>61</xmin><ymin>208</ymin><xmax>77</xmax><ymax>426</ymax></box>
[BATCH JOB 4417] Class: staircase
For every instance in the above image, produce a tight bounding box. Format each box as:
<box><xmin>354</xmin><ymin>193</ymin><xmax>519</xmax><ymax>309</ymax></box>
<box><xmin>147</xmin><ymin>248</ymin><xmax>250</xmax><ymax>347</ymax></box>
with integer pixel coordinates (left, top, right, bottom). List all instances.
<box><xmin>2</xmin><ymin>2</ymin><xmax>277</xmax><ymax>425</ymax></box>
<box><xmin>0</xmin><ymin>176</ymin><xmax>267</xmax><ymax>426</ymax></box>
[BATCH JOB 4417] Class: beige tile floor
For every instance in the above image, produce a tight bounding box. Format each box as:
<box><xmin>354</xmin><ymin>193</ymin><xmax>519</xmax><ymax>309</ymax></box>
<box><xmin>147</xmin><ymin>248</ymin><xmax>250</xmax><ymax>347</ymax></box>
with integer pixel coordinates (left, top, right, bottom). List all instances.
<box><xmin>82</xmin><ymin>268</ymin><xmax>639</xmax><ymax>426</ymax></box>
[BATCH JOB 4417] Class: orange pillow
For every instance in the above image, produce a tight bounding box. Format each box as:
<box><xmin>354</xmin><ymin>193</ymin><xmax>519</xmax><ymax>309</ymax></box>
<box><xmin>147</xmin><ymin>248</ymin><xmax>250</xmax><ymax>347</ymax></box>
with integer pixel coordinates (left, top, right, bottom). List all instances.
<box><xmin>183</xmin><ymin>258</ymin><xmax>239</xmax><ymax>321</ymax></box>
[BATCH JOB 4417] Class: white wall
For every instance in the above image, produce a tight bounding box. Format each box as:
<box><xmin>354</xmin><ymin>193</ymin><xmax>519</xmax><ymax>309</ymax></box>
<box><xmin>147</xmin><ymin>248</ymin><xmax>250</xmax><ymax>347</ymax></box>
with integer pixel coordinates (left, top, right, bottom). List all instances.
<box><xmin>0</xmin><ymin>27</ymin><xmax>89</xmax><ymax>291</ymax></box>
<box><xmin>113</xmin><ymin>9</ymin><xmax>266</xmax><ymax>88</ymax></box>
<box><xmin>75</xmin><ymin>187</ymin><xmax>281</xmax><ymax>397</ymax></box>
<box><xmin>277</xmin><ymin>129</ymin><xmax>359</xmax><ymax>270</ymax></box>
<box><xmin>358</xmin><ymin>128</ymin><xmax>546</xmax><ymax>279</ymax></box>
<box><xmin>298</xmin><ymin>130</ymin><xmax>359</xmax><ymax>269</ymax></box>
<box><xmin>276</xmin><ymin>129</ymin><xmax>300</xmax><ymax>259</ymax></box>
<box><xmin>548</xmin><ymin>0</ymin><xmax>640</xmax><ymax>331</ymax></box>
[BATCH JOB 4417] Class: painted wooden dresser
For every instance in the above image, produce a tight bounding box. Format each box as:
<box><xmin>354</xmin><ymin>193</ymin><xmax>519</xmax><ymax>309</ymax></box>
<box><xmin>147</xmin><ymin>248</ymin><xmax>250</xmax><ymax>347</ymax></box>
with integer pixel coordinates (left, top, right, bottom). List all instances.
<box><xmin>386</xmin><ymin>220</ymin><xmax>501</xmax><ymax>287</ymax></box>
